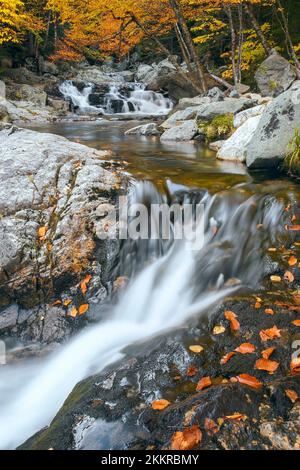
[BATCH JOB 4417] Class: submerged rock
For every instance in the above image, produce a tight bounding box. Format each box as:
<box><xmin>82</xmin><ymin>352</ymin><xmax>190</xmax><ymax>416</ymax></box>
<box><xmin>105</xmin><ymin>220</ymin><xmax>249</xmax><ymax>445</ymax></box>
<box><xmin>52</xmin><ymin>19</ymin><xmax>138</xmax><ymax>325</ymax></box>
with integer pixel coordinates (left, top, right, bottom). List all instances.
<box><xmin>125</xmin><ymin>123</ymin><xmax>160</xmax><ymax>136</ymax></box>
<box><xmin>255</xmin><ymin>51</ymin><xmax>297</xmax><ymax>97</ymax></box>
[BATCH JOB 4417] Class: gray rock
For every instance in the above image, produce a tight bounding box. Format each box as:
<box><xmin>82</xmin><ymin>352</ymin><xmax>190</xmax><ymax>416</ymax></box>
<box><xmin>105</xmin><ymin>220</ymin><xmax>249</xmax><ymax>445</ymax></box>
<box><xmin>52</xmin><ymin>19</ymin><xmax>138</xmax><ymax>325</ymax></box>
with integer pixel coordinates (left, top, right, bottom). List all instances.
<box><xmin>0</xmin><ymin>80</ymin><xmax>6</xmax><ymax>99</ymax></box>
<box><xmin>43</xmin><ymin>61</ymin><xmax>59</xmax><ymax>76</ymax></box>
<box><xmin>119</xmin><ymin>71</ymin><xmax>135</xmax><ymax>82</ymax></box>
<box><xmin>206</xmin><ymin>87</ymin><xmax>225</xmax><ymax>102</ymax></box>
<box><xmin>161</xmin><ymin>106</ymin><xmax>202</xmax><ymax>129</ymax></box>
<box><xmin>3</xmin><ymin>99</ymin><xmax>52</xmax><ymax>122</ymax></box>
<box><xmin>75</xmin><ymin>67</ymin><xmax>124</xmax><ymax>85</ymax></box>
<box><xmin>177</xmin><ymin>96</ymin><xmax>210</xmax><ymax>110</ymax></box>
<box><xmin>135</xmin><ymin>64</ymin><xmax>154</xmax><ymax>83</ymax></box>
<box><xmin>233</xmin><ymin>104</ymin><xmax>266</xmax><ymax>128</ymax></box>
<box><xmin>125</xmin><ymin>123</ymin><xmax>160</xmax><ymax>136</ymax></box>
<box><xmin>135</xmin><ymin>59</ymin><xmax>177</xmax><ymax>91</ymax></box>
<box><xmin>197</xmin><ymin>97</ymin><xmax>254</xmax><ymax>122</ymax></box>
<box><xmin>160</xmin><ymin>120</ymin><xmax>198</xmax><ymax>141</ymax></box>
<box><xmin>47</xmin><ymin>97</ymin><xmax>70</xmax><ymax>113</ymax></box>
<box><xmin>218</xmin><ymin>115</ymin><xmax>262</xmax><ymax>162</ymax></box>
<box><xmin>255</xmin><ymin>50</ymin><xmax>297</xmax><ymax>97</ymax></box>
<box><xmin>209</xmin><ymin>140</ymin><xmax>225</xmax><ymax>151</ymax></box>
<box><xmin>0</xmin><ymin>104</ymin><xmax>9</xmax><ymax>122</ymax></box>
<box><xmin>6</xmin><ymin>84</ymin><xmax>47</xmax><ymax>107</ymax></box>
<box><xmin>246</xmin><ymin>82</ymin><xmax>300</xmax><ymax>168</ymax></box>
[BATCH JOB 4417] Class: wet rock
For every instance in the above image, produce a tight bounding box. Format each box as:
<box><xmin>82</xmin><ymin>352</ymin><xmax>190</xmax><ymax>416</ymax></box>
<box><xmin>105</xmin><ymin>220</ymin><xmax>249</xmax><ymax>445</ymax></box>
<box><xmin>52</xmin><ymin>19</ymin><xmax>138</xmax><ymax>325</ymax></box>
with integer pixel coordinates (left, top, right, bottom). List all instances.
<box><xmin>125</xmin><ymin>123</ymin><xmax>160</xmax><ymax>136</ymax></box>
<box><xmin>246</xmin><ymin>81</ymin><xmax>300</xmax><ymax>168</ymax></box>
<box><xmin>209</xmin><ymin>140</ymin><xmax>225</xmax><ymax>151</ymax></box>
<box><xmin>255</xmin><ymin>50</ymin><xmax>297</xmax><ymax>97</ymax></box>
<box><xmin>160</xmin><ymin>120</ymin><xmax>198</xmax><ymax>141</ymax></box>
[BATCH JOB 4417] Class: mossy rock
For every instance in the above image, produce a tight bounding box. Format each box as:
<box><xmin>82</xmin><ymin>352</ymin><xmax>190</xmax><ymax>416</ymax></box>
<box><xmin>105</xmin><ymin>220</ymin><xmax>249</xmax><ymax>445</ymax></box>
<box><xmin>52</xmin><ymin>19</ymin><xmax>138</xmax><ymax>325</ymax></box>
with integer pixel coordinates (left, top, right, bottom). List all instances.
<box><xmin>283</xmin><ymin>128</ymin><xmax>300</xmax><ymax>178</ymax></box>
<box><xmin>198</xmin><ymin>113</ymin><xmax>234</xmax><ymax>142</ymax></box>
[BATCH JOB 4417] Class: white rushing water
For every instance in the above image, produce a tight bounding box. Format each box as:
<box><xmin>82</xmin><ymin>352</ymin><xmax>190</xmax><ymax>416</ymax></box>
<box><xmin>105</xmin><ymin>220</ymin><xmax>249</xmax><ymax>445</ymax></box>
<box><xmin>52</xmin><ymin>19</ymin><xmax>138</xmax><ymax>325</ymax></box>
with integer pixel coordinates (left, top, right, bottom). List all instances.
<box><xmin>0</xmin><ymin>182</ymin><xmax>286</xmax><ymax>449</ymax></box>
<box><xmin>59</xmin><ymin>81</ymin><xmax>173</xmax><ymax>116</ymax></box>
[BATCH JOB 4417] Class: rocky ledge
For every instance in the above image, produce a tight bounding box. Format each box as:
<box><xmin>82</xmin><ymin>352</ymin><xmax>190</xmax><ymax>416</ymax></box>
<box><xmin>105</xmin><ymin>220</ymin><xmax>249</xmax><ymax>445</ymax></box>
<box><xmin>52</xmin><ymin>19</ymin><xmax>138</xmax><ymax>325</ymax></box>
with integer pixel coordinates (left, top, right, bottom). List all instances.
<box><xmin>0</xmin><ymin>124</ymin><xmax>125</xmax><ymax>344</ymax></box>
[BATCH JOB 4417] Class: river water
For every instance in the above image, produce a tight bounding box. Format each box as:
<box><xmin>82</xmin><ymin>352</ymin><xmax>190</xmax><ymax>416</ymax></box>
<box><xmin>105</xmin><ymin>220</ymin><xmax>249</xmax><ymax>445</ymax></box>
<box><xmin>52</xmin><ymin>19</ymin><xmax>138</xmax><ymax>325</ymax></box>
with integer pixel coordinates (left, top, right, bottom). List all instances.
<box><xmin>0</xmin><ymin>119</ymin><xmax>299</xmax><ymax>449</ymax></box>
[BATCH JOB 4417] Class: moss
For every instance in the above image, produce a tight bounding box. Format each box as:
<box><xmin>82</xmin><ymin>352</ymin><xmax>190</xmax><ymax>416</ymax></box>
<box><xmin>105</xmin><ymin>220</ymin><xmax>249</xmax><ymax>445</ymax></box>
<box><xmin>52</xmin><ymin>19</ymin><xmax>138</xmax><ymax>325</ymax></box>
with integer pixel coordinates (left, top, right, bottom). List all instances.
<box><xmin>283</xmin><ymin>128</ymin><xmax>300</xmax><ymax>178</ymax></box>
<box><xmin>269</xmin><ymin>80</ymin><xmax>278</xmax><ymax>91</ymax></box>
<box><xmin>198</xmin><ymin>113</ymin><xmax>234</xmax><ymax>142</ymax></box>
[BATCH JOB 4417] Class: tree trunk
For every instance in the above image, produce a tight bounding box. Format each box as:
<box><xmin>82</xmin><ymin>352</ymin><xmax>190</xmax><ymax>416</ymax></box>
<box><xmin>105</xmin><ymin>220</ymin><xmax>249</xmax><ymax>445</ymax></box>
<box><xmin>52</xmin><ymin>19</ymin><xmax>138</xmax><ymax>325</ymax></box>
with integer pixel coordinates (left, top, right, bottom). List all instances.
<box><xmin>168</xmin><ymin>0</ymin><xmax>207</xmax><ymax>92</ymax></box>
<box><xmin>237</xmin><ymin>3</ymin><xmax>244</xmax><ymax>84</ymax></box>
<box><xmin>276</xmin><ymin>0</ymin><xmax>300</xmax><ymax>77</ymax></box>
<box><xmin>174</xmin><ymin>23</ymin><xmax>192</xmax><ymax>71</ymax></box>
<box><xmin>244</xmin><ymin>3</ymin><xmax>272</xmax><ymax>56</ymax></box>
<box><xmin>223</xmin><ymin>3</ymin><xmax>238</xmax><ymax>88</ymax></box>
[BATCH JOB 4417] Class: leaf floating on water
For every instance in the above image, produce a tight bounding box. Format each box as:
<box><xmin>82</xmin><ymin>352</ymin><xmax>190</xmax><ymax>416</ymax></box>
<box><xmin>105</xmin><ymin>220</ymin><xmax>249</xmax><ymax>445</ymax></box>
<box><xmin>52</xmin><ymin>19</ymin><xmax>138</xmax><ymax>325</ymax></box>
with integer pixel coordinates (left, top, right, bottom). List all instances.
<box><xmin>285</xmin><ymin>389</ymin><xmax>298</xmax><ymax>403</ymax></box>
<box><xmin>270</xmin><ymin>275</ymin><xmax>281</xmax><ymax>283</ymax></box>
<box><xmin>79</xmin><ymin>304</ymin><xmax>89</xmax><ymax>315</ymax></box>
<box><xmin>213</xmin><ymin>325</ymin><xmax>226</xmax><ymax>335</ymax></box>
<box><xmin>196</xmin><ymin>376</ymin><xmax>212</xmax><ymax>391</ymax></box>
<box><xmin>70</xmin><ymin>307</ymin><xmax>78</xmax><ymax>318</ymax></box>
<box><xmin>234</xmin><ymin>374</ymin><xmax>263</xmax><ymax>390</ymax></box>
<box><xmin>284</xmin><ymin>271</ymin><xmax>295</xmax><ymax>283</ymax></box>
<box><xmin>259</xmin><ymin>326</ymin><xmax>281</xmax><ymax>342</ymax></box>
<box><xmin>288</xmin><ymin>256</ymin><xmax>298</xmax><ymax>266</ymax></box>
<box><xmin>170</xmin><ymin>425</ymin><xmax>202</xmax><ymax>451</ymax></box>
<box><xmin>204</xmin><ymin>418</ymin><xmax>220</xmax><ymax>436</ymax></box>
<box><xmin>255</xmin><ymin>358</ymin><xmax>279</xmax><ymax>374</ymax></box>
<box><xmin>264</xmin><ymin>308</ymin><xmax>274</xmax><ymax>316</ymax></box>
<box><xmin>224</xmin><ymin>311</ymin><xmax>240</xmax><ymax>331</ymax></box>
<box><xmin>235</xmin><ymin>343</ymin><xmax>256</xmax><ymax>354</ymax></box>
<box><xmin>220</xmin><ymin>352</ymin><xmax>236</xmax><ymax>365</ymax></box>
<box><xmin>262</xmin><ymin>347</ymin><xmax>276</xmax><ymax>360</ymax></box>
<box><xmin>225</xmin><ymin>413</ymin><xmax>248</xmax><ymax>421</ymax></box>
<box><xmin>151</xmin><ymin>399</ymin><xmax>170</xmax><ymax>410</ymax></box>
<box><xmin>189</xmin><ymin>345</ymin><xmax>204</xmax><ymax>354</ymax></box>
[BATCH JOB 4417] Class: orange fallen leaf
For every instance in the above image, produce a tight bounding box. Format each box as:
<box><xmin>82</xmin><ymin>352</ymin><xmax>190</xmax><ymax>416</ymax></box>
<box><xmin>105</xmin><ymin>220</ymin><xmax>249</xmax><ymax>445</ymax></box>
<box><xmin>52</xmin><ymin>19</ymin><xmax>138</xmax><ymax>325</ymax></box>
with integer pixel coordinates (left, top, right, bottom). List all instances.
<box><xmin>225</xmin><ymin>413</ymin><xmax>248</xmax><ymax>421</ymax></box>
<box><xmin>204</xmin><ymin>418</ymin><xmax>219</xmax><ymax>436</ymax></box>
<box><xmin>235</xmin><ymin>343</ymin><xmax>256</xmax><ymax>354</ymax></box>
<box><xmin>80</xmin><ymin>275</ymin><xmax>92</xmax><ymax>295</ymax></box>
<box><xmin>291</xmin><ymin>357</ymin><xmax>300</xmax><ymax>375</ymax></box>
<box><xmin>270</xmin><ymin>275</ymin><xmax>281</xmax><ymax>283</ymax></box>
<box><xmin>259</xmin><ymin>326</ymin><xmax>281</xmax><ymax>342</ymax></box>
<box><xmin>224</xmin><ymin>311</ymin><xmax>240</xmax><ymax>331</ymax></box>
<box><xmin>170</xmin><ymin>425</ymin><xmax>202</xmax><ymax>450</ymax></box>
<box><xmin>286</xmin><ymin>225</ymin><xmax>300</xmax><ymax>231</ymax></box>
<box><xmin>152</xmin><ymin>399</ymin><xmax>170</xmax><ymax>410</ymax></box>
<box><xmin>189</xmin><ymin>345</ymin><xmax>204</xmax><ymax>354</ymax></box>
<box><xmin>285</xmin><ymin>389</ymin><xmax>298</xmax><ymax>403</ymax></box>
<box><xmin>213</xmin><ymin>325</ymin><xmax>226</xmax><ymax>335</ymax></box>
<box><xmin>284</xmin><ymin>271</ymin><xmax>295</xmax><ymax>283</ymax></box>
<box><xmin>235</xmin><ymin>374</ymin><xmax>263</xmax><ymax>390</ymax></box>
<box><xmin>63</xmin><ymin>299</ymin><xmax>72</xmax><ymax>307</ymax></box>
<box><xmin>79</xmin><ymin>304</ymin><xmax>89</xmax><ymax>315</ymax></box>
<box><xmin>255</xmin><ymin>358</ymin><xmax>279</xmax><ymax>374</ymax></box>
<box><xmin>38</xmin><ymin>226</ymin><xmax>48</xmax><ymax>239</ymax></box>
<box><xmin>220</xmin><ymin>352</ymin><xmax>236</xmax><ymax>365</ymax></box>
<box><xmin>262</xmin><ymin>347</ymin><xmax>276</xmax><ymax>360</ymax></box>
<box><xmin>255</xmin><ymin>302</ymin><xmax>262</xmax><ymax>309</ymax></box>
<box><xmin>265</xmin><ymin>308</ymin><xmax>274</xmax><ymax>316</ymax></box>
<box><xmin>288</xmin><ymin>256</ymin><xmax>298</xmax><ymax>267</ymax></box>
<box><xmin>186</xmin><ymin>366</ymin><xmax>198</xmax><ymax>377</ymax></box>
<box><xmin>196</xmin><ymin>376</ymin><xmax>212</xmax><ymax>391</ymax></box>
<box><xmin>70</xmin><ymin>307</ymin><xmax>78</xmax><ymax>318</ymax></box>
<box><xmin>292</xmin><ymin>320</ymin><xmax>300</xmax><ymax>327</ymax></box>
<box><xmin>52</xmin><ymin>300</ymin><xmax>62</xmax><ymax>307</ymax></box>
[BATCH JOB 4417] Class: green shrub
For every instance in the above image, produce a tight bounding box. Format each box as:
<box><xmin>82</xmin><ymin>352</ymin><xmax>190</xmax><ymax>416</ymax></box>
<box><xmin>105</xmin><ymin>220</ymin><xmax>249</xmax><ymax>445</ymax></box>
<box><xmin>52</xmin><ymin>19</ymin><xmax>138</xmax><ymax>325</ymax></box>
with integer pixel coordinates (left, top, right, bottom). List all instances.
<box><xmin>283</xmin><ymin>128</ymin><xmax>300</xmax><ymax>177</ymax></box>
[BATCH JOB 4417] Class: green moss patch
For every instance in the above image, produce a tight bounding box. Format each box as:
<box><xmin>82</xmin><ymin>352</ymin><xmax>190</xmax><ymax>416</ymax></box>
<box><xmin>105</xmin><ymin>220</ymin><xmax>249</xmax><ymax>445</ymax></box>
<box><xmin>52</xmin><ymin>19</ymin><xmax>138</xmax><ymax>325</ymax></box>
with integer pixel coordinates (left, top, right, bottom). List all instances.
<box><xmin>198</xmin><ymin>113</ymin><xmax>234</xmax><ymax>142</ymax></box>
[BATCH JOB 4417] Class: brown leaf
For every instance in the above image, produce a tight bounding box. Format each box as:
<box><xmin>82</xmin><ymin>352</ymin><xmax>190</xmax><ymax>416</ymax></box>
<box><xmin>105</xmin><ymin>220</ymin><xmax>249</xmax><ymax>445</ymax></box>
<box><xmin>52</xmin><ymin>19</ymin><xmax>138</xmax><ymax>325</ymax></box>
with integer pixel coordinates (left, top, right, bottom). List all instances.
<box><xmin>235</xmin><ymin>343</ymin><xmax>256</xmax><ymax>354</ymax></box>
<box><xmin>259</xmin><ymin>326</ymin><xmax>281</xmax><ymax>342</ymax></box>
<box><xmin>255</xmin><ymin>358</ymin><xmax>279</xmax><ymax>374</ymax></box>
<box><xmin>52</xmin><ymin>300</ymin><xmax>62</xmax><ymax>307</ymax></box>
<box><xmin>285</xmin><ymin>389</ymin><xmax>298</xmax><ymax>403</ymax></box>
<box><xmin>70</xmin><ymin>307</ymin><xmax>78</xmax><ymax>318</ymax></box>
<box><xmin>262</xmin><ymin>347</ymin><xmax>276</xmax><ymax>360</ymax></box>
<box><xmin>288</xmin><ymin>256</ymin><xmax>298</xmax><ymax>267</ymax></box>
<box><xmin>264</xmin><ymin>308</ymin><xmax>274</xmax><ymax>316</ymax></box>
<box><xmin>63</xmin><ymin>299</ymin><xmax>72</xmax><ymax>307</ymax></box>
<box><xmin>213</xmin><ymin>325</ymin><xmax>226</xmax><ymax>335</ymax></box>
<box><xmin>78</xmin><ymin>304</ymin><xmax>89</xmax><ymax>315</ymax></box>
<box><xmin>235</xmin><ymin>374</ymin><xmax>263</xmax><ymax>390</ymax></box>
<box><xmin>204</xmin><ymin>418</ymin><xmax>219</xmax><ymax>436</ymax></box>
<box><xmin>284</xmin><ymin>271</ymin><xmax>295</xmax><ymax>283</ymax></box>
<box><xmin>224</xmin><ymin>310</ymin><xmax>240</xmax><ymax>331</ymax></box>
<box><xmin>186</xmin><ymin>366</ymin><xmax>198</xmax><ymax>377</ymax></box>
<box><xmin>152</xmin><ymin>399</ymin><xmax>170</xmax><ymax>410</ymax></box>
<box><xmin>255</xmin><ymin>302</ymin><xmax>262</xmax><ymax>309</ymax></box>
<box><xmin>189</xmin><ymin>345</ymin><xmax>204</xmax><ymax>353</ymax></box>
<box><xmin>196</xmin><ymin>376</ymin><xmax>212</xmax><ymax>391</ymax></box>
<box><xmin>170</xmin><ymin>425</ymin><xmax>202</xmax><ymax>451</ymax></box>
<box><xmin>220</xmin><ymin>352</ymin><xmax>236</xmax><ymax>365</ymax></box>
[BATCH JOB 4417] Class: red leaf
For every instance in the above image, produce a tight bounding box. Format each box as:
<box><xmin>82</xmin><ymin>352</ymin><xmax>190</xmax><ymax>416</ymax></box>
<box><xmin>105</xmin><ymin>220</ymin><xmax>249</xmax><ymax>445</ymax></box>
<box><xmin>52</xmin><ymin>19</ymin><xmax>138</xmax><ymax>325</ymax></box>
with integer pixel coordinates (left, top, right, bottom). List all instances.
<box><xmin>170</xmin><ymin>425</ymin><xmax>202</xmax><ymax>450</ymax></box>
<box><xmin>196</xmin><ymin>377</ymin><xmax>212</xmax><ymax>391</ymax></box>
<box><xmin>235</xmin><ymin>343</ymin><xmax>256</xmax><ymax>354</ymax></box>
<box><xmin>224</xmin><ymin>310</ymin><xmax>240</xmax><ymax>331</ymax></box>
<box><xmin>255</xmin><ymin>358</ymin><xmax>279</xmax><ymax>374</ymax></box>
<box><xmin>235</xmin><ymin>374</ymin><xmax>263</xmax><ymax>390</ymax></box>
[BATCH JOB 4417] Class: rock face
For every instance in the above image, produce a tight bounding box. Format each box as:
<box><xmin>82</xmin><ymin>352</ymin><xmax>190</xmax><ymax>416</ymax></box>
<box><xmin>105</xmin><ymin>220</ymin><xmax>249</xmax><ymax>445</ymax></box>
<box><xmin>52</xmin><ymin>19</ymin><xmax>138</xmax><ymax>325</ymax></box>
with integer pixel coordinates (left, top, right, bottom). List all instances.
<box><xmin>160</xmin><ymin>120</ymin><xmax>198</xmax><ymax>141</ymax></box>
<box><xmin>75</xmin><ymin>67</ymin><xmax>124</xmax><ymax>85</ymax></box>
<box><xmin>233</xmin><ymin>105</ymin><xmax>266</xmax><ymax>128</ymax></box>
<box><xmin>197</xmin><ymin>98</ymin><xmax>254</xmax><ymax>122</ymax></box>
<box><xmin>161</xmin><ymin>107</ymin><xmax>202</xmax><ymax>129</ymax></box>
<box><xmin>0</xmin><ymin>104</ymin><xmax>9</xmax><ymax>122</ymax></box>
<box><xmin>0</xmin><ymin>124</ymin><xmax>122</xmax><ymax>317</ymax></box>
<box><xmin>246</xmin><ymin>82</ymin><xmax>300</xmax><ymax>168</ymax></box>
<box><xmin>255</xmin><ymin>51</ymin><xmax>297</xmax><ymax>97</ymax></box>
<box><xmin>125</xmin><ymin>123</ymin><xmax>160</xmax><ymax>136</ymax></box>
<box><xmin>135</xmin><ymin>59</ymin><xmax>177</xmax><ymax>91</ymax></box>
<box><xmin>6</xmin><ymin>84</ymin><xmax>47</xmax><ymax>107</ymax></box>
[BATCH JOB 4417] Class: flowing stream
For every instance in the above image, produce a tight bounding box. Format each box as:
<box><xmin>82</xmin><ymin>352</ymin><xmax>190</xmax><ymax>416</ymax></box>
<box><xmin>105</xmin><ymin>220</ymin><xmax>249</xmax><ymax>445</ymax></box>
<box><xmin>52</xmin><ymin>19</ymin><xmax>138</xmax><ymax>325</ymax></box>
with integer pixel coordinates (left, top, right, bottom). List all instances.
<box><xmin>0</xmin><ymin>120</ymin><xmax>299</xmax><ymax>449</ymax></box>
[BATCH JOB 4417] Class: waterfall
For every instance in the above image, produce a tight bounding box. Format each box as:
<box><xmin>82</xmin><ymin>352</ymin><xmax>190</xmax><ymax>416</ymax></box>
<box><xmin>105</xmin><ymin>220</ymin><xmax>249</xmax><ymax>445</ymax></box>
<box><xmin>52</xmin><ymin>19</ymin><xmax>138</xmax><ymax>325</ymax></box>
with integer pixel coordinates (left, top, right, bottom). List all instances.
<box><xmin>59</xmin><ymin>81</ymin><xmax>173</xmax><ymax>116</ymax></box>
<box><xmin>0</xmin><ymin>181</ymin><xmax>287</xmax><ymax>449</ymax></box>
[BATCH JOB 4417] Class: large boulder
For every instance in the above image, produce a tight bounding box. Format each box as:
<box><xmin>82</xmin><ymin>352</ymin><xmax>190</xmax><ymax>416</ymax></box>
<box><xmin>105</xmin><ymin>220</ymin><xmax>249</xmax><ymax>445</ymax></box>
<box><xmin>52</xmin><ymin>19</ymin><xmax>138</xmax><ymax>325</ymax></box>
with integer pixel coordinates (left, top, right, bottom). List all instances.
<box><xmin>6</xmin><ymin>84</ymin><xmax>47</xmax><ymax>107</ymax></box>
<box><xmin>0</xmin><ymin>124</ymin><xmax>121</xmax><ymax>311</ymax></box>
<box><xmin>75</xmin><ymin>67</ymin><xmax>124</xmax><ymax>85</ymax></box>
<box><xmin>3</xmin><ymin>67</ymin><xmax>42</xmax><ymax>85</ymax></box>
<box><xmin>42</xmin><ymin>61</ymin><xmax>59</xmax><ymax>76</ymax></box>
<box><xmin>255</xmin><ymin>50</ymin><xmax>297</xmax><ymax>97</ymax></box>
<box><xmin>233</xmin><ymin>104</ymin><xmax>266</xmax><ymax>128</ymax></box>
<box><xmin>0</xmin><ymin>104</ymin><xmax>10</xmax><ymax>122</ymax></box>
<box><xmin>246</xmin><ymin>82</ymin><xmax>300</xmax><ymax>168</ymax></box>
<box><xmin>125</xmin><ymin>123</ymin><xmax>160</xmax><ymax>136</ymax></box>
<box><xmin>217</xmin><ymin>115</ymin><xmax>262</xmax><ymax>162</ymax></box>
<box><xmin>161</xmin><ymin>106</ymin><xmax>204</xmax><ymax>129</ymax></box>
<box><xmin>160</xmin><ymin>120</ymin><xmax>198</xmax><ymax>141</ymax></box>
<box><xmin>135</xmin><ymin>59</ymin><xmax>177</xmax><ymax>91</ymax></box>
<box><xmin>47</xmin><ymin>97</ymin><xmax>70</xmax><ymax>113</ymax></box>
<box><xmin>176</xmin><ymin>96</ymin><xmax>210</xmax><ymax>110</ymax></box>
<box><xmin>0</xmin><ymin>80</ymin><xmax>6</xmax><ymax>99</ymax></box>
<box><xmin>196</xmin><ymin>97</ymin><xmax>254</xmax><ymax>122</ymax></box>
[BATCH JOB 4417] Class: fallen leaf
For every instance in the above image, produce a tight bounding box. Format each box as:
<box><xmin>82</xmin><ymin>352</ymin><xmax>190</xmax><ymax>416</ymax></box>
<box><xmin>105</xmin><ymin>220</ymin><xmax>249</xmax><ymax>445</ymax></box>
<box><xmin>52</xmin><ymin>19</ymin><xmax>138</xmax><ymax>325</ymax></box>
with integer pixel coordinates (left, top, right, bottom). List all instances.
<box><xmin>204</xmin><ymin>418</ymin><xmax>219</xmax><ymax>436</ymax></box>
<box><xmin>284</xmin><ymin>271</ymin><xmax>295</xmax><ymax>283</ymax></box>
<box><xmin>38</xmin><ymin>226</ymin><xmax>48</xmax><ymax>239</ymax></box>
<box><xmin>189</xmin><ymin>345</ymin><xmax>204</xmax><ymax>354</ymax></box>
<box><xmin>287</xmin><ymin>225</ymin><xmax>300</xmax><ymax>231</ymax></box>
<box><xmin>186</xmin><ymin>366</ymin><xmax>198</xmax><ymax>377</ymax></box>
<box><xmin>291</xmin><ymin>357</ymin><xmax>300</xmax><ymax>375</ymax></box>
<box><xmin>235</xmin><ymin>374</ymin><xmax>263</xmax><ymax>390</ymax></box>
<box><xmin>170</xmin><ymin>425</ymin><xmax>202</xmax><ymax>451</ymax></box>
<box><xmin>265</xmin><ymin>308</ymin><xmax>274</xmax><ymax>316</ymax></box>
<box><xmin>213</xmin><ymin>325</ymin><xmax>226</xmax><ymax>335</ymax></box>
<box><xmin>235</xmin><ymin>343</ymin><xmax>256</xmax><ymax>354</ymax></box>
<box><xmin>255</xmin><ymin>358</ymin><xmax>279</xmax><ymax>374</ymax></box>
<box><xmin>220</xmin><ymin>352</ymin><xmax>236</xmax><ymax>365</ymax></box>
<box><xmin>70</xmin><ymin>307</ymin><xmax>78</xmax><ymax>318</ymax></box>
<box><xmin>183</xmin><ymin>407</ymin><xmax>197</xmax><ymax>426</ymax></box>
<box><xmin>255</xmin><ymin>302</ymin><xmax>262</xmax><ymax>309</ymax></box>
<box><xmin>52</xmin><ymin>300</ymin><xmax>62</xmax><ymax>306</ymax></box>
<box><xmin>292</xmin><ymin>320</ymin><xmax>300</xmax><ymax>327</ymax></box>
<box><xmin>224</xmin><ymin>310</ymin><xmax>240</xmax><ymax>331</ymax></box>
<box><xmin>63</xmin><ymin>299</ymin><xmax>72</xmax><ymax>307</ymax></box>
<box><xmin>152</xmin><ymin>399</ymin><xmax>170</xmax><ymax>410</ymax></box>
<box><xmin>259</xmin><ymin>326</ymin><xmax>281</xmax><ymax>342</ymax></box>
<box><xmin>225</xmin><ymin>413</ymin><xmax>248</xmax><ymax>421</ymax></box>
<box><xmin>196</xmin><ymin>376</ymin><xmax>212</xmax><ymax>391</ymax></box>
<box><xmin>270</xmin><ymin>275</ymin><xmax>281</xmax><ymax>283</ymax></box>
<box><xmin>285</xmin><ymin>389</ymin><xmax>298</xmax><ymax>403</ymax></box>
<box><xmin>288</xmin><ymin>256</ymin><xmax>298</xmax><ymax>267</ymax></box>
<box><xmin>80</xmin><ymin>274</ymin><xmax>92</xmax><ymax>295</ymax></box>
<box><xmin>79</xmin><ymin>304</ymin><xmax>89</xmax><ymax>315</ymax></box>
<box><xmin>262</xmin><ymin>347</ymin><xmax>276</xmax><ymax>360</ymax></box>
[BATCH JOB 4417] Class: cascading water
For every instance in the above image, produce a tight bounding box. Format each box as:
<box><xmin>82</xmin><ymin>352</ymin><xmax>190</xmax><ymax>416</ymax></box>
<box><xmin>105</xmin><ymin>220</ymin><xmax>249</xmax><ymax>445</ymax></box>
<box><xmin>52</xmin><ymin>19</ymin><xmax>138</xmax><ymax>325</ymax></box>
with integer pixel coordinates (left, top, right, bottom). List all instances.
<box><xmin>59</xmin><ymin>81</ymin><xmax>173</xmax><ymax>116</ymax></box>
<box><xmin>0</xmin><ymin>180</ymin><xmax>288</xmax><ymax>450</ymax></box>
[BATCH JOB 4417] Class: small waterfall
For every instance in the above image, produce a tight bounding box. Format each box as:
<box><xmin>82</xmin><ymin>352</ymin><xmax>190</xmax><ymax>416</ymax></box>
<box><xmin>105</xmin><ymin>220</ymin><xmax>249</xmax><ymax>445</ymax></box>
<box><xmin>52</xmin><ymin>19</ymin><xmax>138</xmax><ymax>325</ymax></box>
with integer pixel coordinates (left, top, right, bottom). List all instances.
<box><xmin>59</xmin><ymin>81</ymin><xmax>173</xmax><ymax>116</ymax></box>
<box><xmin>0</xmin><ymin>182</ymin><xmax>288</xmax><ymax>449</ymax></box>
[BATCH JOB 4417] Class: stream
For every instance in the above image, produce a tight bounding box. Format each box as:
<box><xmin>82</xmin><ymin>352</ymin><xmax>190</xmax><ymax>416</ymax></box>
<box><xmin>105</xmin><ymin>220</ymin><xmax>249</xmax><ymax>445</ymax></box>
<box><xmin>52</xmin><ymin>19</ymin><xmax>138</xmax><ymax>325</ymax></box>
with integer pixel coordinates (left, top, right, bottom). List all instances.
<box><xmin>0</xmin><ymin>119</ymin><xmax>299</xmax><ymax>449</ymax></box>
